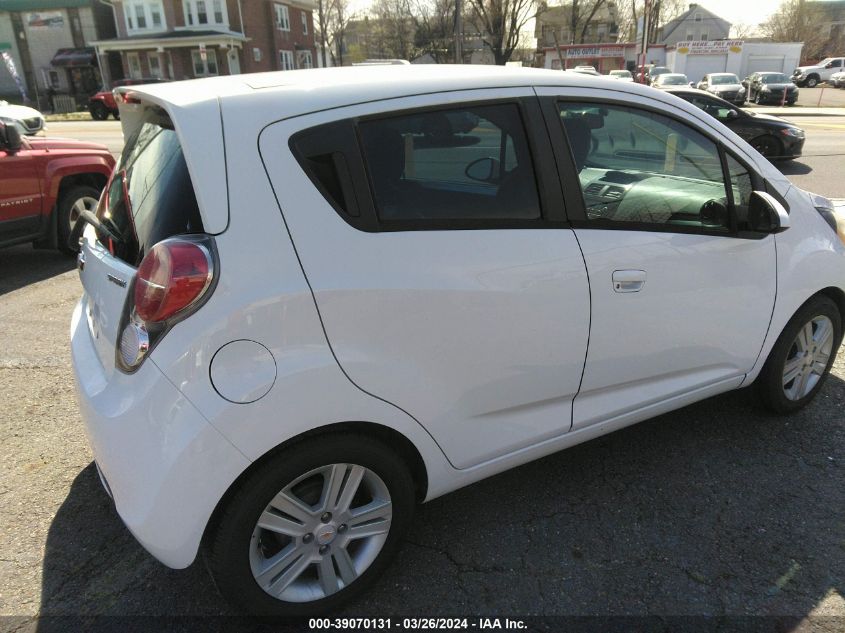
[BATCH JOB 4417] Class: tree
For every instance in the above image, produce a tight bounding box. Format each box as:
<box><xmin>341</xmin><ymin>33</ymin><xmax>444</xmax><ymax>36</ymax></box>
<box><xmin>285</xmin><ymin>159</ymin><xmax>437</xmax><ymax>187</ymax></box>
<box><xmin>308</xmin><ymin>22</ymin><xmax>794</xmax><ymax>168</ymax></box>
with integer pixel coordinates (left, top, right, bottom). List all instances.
<box><xmin>761</xmin><ymin>0</ymin><xmax>832</xmax><ymax>60</ymax></box>
<box><xmin>370</xmin><ymin>0</ymin><xmax>418</xmax><ymax>60</ymax></box>
<box><xmin>412</xmin><ymin>0</ymin><xmax>466</xmax><ymax>63</ymax></box>
<box><xmin>614</xmin><ymin>0</ymin><xmax>685</xmax><ymax>44</ymax></box>
<box><xmin>467</xmin><ymin>0</ymin><xmax>540</xmax><ymax>64</ymax></box>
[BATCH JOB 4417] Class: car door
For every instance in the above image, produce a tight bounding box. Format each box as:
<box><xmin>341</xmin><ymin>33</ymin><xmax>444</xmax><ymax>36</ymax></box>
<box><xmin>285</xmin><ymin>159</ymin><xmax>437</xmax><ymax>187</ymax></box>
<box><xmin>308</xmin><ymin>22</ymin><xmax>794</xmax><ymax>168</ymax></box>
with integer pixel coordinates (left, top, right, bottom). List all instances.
<box><xmin>259</xmin><ymin>89</ymin><xmax>591</xmax><ymax>469</ymax></box>
<box><xmin>0</xmin><ymin>139</ymin><xmax>42</xmax><ymax>243</ymax></box>
<box><xmin>536</xmin><ymin>87</ymin><xmax>777</xmax><ymax>431</ymax></box>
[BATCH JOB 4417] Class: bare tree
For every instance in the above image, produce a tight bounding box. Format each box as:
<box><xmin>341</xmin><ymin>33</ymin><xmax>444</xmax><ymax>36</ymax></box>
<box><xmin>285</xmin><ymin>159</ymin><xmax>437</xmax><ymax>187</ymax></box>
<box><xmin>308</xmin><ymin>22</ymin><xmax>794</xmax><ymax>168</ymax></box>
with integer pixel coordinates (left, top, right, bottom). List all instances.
<box><xmin>412</xmin><ymin>0</ymin><xmax>464</xmax><ymax>63</ymax></box>
<box><xmin>370</xmin><ymin>0</ymin><xmax>418</xmax><ymax>60</ymax></box>
<box><xmin>315</xmin><ymin>0</ymin><xmax>334</xmax><ymax>67</ymax></box>
<box><xmin>730</xmin><ymin>22</ymin><xmax>756</xmax><ymax>39</ymax></box>
<box><xmin>614</xmin><ymin>0</ymin><xmax>685</xmax><ymax>44</ymax></box>
<box><xmin>467</xmin><ymin>0</ymin><xmax>539</xmax><ymax>64</ymax></box>
<box><xmin>329</xmin><ymin>0</ymin><xmax>352</xmax><ymax>66</ymax></box>
<box><xmin>762</xmin><ymin>0</ymin><xmax>831</xmax><ymax>60</ymax></box>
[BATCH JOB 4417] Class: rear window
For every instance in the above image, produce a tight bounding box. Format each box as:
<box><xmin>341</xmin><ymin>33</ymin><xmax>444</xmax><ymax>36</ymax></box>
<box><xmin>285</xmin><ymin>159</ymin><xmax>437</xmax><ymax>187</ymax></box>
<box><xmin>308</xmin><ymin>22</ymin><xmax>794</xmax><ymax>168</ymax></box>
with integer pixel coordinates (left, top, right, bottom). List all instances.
<box><xmin>97</xmin><ymin>108</ymin><xmax>203</xmax><ymax>265</ymax></box>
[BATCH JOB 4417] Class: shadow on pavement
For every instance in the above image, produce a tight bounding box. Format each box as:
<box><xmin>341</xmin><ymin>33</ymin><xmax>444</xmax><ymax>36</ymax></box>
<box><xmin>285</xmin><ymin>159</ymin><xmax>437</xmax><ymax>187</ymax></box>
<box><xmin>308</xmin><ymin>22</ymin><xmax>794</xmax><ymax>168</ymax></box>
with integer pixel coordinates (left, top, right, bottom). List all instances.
<box><xmin>776</xmin><ymin>160</ymin><xmax>813</xmax><ymax>176</ymax></box>
<box><xmin>37</xmin><ymin>374</ymin><xmax>845</xmax><ymax>629</ymax></box>
<box><xmin>0</xmin><ymin>245</ymin><xmax>75</xmax><ymax>297</ymax></box>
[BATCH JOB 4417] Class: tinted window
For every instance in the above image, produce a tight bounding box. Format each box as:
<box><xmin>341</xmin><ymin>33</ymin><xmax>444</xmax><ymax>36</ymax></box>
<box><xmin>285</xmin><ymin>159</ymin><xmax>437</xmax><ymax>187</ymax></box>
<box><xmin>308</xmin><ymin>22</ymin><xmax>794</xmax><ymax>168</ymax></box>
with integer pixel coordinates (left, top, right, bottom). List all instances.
<box><xmin>358</xmin><ymin>104</ymin><xmax>541</xmax><ymax>222</ymax></box>
<box><xmin>558</xmin><ymin>102</ymin><xmax>731</xmax><ymax>231</ymax></box>
<box><xmin>760</xmin><ymin>73</ymin><xmax>790</xmax><ymax>83</ymax></box>
<box><xmin>711</xmin><ymin>74</ymin><xmax>739</xmax><ymax>85</ymax></box>
<box><xmin>682</xmin><ymin>94</ymin><xmax>737</xmax><ymax>122</ymax></box>
<box><xmin>97</xmin><ymin>108</ymin><xmax>203</xmax><ymax>264</ymax></box>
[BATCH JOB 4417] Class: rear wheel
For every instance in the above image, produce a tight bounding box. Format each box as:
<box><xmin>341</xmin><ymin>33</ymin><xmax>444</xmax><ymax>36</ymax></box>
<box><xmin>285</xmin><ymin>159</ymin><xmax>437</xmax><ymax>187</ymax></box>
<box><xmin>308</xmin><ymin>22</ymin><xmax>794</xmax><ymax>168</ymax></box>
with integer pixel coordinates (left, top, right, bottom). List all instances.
<box><xmin>750</xmin><ymin>135</ymin><xmax>782</xmax><ymax>158</ymax></box>
<box><xmin>756</xmin><ymin>296</ymin><xmax>841</xmax><ymax>413</ymax></box>
<box><xmin>207</xmin><ymin>434</ymin><xmax>416</xmax><ymax>616</ymax></box>
<box><xmin>89</xmin><ymin>102</ymin><xmax>108</xmax><ymax>121</ymax></box>
<box><xmin>57</xmin><ymin>185</ymin><xmax>99</xmax><ymax>254</ymax></box>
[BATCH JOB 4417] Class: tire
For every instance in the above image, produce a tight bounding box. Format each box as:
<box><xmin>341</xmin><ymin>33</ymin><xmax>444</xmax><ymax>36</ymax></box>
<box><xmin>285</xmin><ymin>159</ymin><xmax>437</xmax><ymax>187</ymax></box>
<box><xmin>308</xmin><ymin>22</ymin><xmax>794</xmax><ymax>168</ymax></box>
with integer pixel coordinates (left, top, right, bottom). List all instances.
<box><xmin>750</xmin><ymin>135</ymin><xmax>782</xmax><ymax>158</ymax></box>
<box><xmin>89</xmin><ymin>102</ymin><xmax>108</xmax><ymax>121</ymax></box>
<box><xmin>112</xmin><ymin>110</ymin><xmax>120</xmax><ymax>120</ymax></box>
<box><xmin>57</xmin><ymin>185</ymin><xmax>100</xmax><ymax>255</ymax></box>
<box><xmin>755</xmin><ymin>295</ymin><xmax>842</xmax><ymax>414</ymax></box>
<box><xmin>207</xmin><ymin>434</ymin><xmax>416</xmax><ymax>616</ymax></box>
<box><xmin>806</xmin><ymin>75</ymin><xmax>819</xmax><ymax>88</ymax></box>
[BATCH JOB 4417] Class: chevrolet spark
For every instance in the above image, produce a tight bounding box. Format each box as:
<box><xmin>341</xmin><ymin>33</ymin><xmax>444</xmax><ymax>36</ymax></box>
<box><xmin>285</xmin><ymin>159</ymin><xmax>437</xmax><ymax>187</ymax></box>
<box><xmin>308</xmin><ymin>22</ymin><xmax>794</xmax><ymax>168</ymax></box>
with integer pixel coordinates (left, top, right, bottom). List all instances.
<box><xmin>71</xmin><ymin>66</ymin><xmax>845</xmax><ymax>616</ymax></box>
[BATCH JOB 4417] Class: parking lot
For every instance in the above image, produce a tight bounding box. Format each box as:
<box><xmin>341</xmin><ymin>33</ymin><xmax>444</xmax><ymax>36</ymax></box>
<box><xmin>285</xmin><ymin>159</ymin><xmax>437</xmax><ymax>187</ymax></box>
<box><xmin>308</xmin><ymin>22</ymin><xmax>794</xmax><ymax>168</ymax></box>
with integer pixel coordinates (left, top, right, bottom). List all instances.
<box><xmin>2</xmin><ymin>113</ymin><xmax>845</xmax><ymax>628</ymax></box>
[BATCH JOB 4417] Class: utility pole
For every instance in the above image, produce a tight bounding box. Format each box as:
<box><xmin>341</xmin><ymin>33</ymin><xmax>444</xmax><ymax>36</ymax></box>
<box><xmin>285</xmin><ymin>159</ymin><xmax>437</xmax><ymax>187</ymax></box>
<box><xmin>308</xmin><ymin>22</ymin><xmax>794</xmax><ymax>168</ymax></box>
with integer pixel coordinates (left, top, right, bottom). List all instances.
<box><xmin>639</xmin><ymin>0</ymin><xmax>651</xmax><ymax>83</ymax></box>
<box><xmin>454</xmin><ymin>0</ymin><xmax>463</xmax><ymax>64</ymax></box>
<box><xmin>551</xmin><ymin>29</ymin><xmax>565</xmax><ymax>70</ymax></box>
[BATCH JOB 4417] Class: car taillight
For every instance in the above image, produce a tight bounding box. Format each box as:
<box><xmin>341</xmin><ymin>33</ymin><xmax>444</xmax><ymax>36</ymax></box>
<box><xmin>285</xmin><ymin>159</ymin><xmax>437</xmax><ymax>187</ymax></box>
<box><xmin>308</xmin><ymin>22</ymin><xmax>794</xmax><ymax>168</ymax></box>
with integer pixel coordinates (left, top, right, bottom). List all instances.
<box><xmin>135</xmin><ymin>239</ymin><xmax>212</xmax><ymax>322</ymax></box>
<box><xmin>114</xmin><ymin>90</ymin><xmax>141</xmax><ymax>104</ymax></box>
<box><xmin>118</xmin><ymin>237</ymin><xmax>215</xmax><ymax>372</ymax></box>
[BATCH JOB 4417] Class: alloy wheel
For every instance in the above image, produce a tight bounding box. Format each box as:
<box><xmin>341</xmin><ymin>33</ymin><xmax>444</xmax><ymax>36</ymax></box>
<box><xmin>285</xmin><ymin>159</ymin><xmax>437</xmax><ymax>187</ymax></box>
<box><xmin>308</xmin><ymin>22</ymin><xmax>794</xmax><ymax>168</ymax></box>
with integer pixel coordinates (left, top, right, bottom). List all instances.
<box><xmin>68</xmin><ymin>195</ymin><xmax>98</xmax><ymax>237</ymax></box>
<box><xmin>249</xmin><ymin>463</ymin><xmax>392</xmax><ymax>603</ymax></box>
<box><xmin>782</xmin><ymin>315</ymin><xmax>835</xmax><ymax>400</ymax></box>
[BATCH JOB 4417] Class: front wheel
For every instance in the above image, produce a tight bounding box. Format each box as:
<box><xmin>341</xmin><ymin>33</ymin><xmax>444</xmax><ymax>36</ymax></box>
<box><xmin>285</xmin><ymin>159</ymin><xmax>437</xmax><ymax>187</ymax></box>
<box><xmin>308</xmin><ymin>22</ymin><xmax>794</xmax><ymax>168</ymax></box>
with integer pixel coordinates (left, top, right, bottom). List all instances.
<box><xmin>207</xmin><ymin>434</ymin><xmax>416</xmax><ymax>616</ymax></box>
<box><xmin>57</xmin><ymin>185</ymin><xmax>100</xmax><ymax>254</ymax></box>
<box><xmin>750</xmin><ymin>135</ymin><xmax>782</xmax><ymax>158</ymax></box>
<box><xmin>805</xmin><ymin>75</ymin><xmax>819</xmax><ymax>88</ymax></box>
<box><xmin>756</xmin><ymin>296</ymin><xmax>842</xmax><ymax>413</ymax></box>
<box><xmin>89</xmin><ymin>102</ymin><xmax>108</xmax><ymax>120</ymax></box>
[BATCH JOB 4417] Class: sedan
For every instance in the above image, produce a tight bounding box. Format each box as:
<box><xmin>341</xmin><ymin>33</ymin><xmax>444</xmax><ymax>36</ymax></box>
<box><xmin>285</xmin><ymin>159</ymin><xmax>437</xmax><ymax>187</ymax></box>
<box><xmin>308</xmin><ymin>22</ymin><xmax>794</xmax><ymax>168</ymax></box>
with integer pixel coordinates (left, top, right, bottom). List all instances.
<box><xmin>748</xmin><ymin>72</ymin><xmax>799</xmax><ymax>105</ymax></box>
<box><xmin>653</xmin><ymin>73</ymin><xmax>690</xmax><ymax>88</ymax></box>
<box><xmin>696</xmin><ymin>73</ymin><xmax>746</xmax><ymax>105</ymax></box>
<box><xmin>0</xmin><ymin>100</ymin><xmax>45</xmax><ymax>135</ymax></box>
<box><xmin>608</xmin><ymin>69</ymin><xmax>634</xmax><ymax>81</ymax></box>
<box><xmin>666</xmin><ymin>88</ymin><xmax>805</xmax><ymax>159</ymax></box>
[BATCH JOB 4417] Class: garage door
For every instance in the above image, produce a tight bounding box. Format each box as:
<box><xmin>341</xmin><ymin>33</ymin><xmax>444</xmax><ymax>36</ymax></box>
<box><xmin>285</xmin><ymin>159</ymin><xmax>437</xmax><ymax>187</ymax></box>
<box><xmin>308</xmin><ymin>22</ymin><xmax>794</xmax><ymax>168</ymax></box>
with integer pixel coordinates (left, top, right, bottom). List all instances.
<box><xmin>746</xmin><ymin>56</ymin><xmax>786</xmax><ymax>75</ymax></box>
<box><xmin>684</xmin><ymin>55</ymin><xmax>727</xmax><ymax>83</ymax></box>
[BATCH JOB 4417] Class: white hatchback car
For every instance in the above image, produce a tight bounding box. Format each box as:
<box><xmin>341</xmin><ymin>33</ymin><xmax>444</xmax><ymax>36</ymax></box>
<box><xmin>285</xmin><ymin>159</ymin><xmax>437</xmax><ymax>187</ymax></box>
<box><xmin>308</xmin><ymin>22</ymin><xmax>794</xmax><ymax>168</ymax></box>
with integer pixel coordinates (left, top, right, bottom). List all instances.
<box><xmin>71</xmin><ymin>66</ymin><xmax>845</xmax><ymax>616</ymax></box>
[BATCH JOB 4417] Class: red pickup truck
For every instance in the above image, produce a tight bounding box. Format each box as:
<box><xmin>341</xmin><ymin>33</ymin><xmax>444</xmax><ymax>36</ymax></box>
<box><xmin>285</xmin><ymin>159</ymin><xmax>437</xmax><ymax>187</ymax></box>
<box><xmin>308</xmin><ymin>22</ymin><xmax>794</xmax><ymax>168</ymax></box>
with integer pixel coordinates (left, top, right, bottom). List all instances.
<box><xmin>0</xmin><ymin>120</ymin><xmax>115</xmax><ymax>253</ymax></box>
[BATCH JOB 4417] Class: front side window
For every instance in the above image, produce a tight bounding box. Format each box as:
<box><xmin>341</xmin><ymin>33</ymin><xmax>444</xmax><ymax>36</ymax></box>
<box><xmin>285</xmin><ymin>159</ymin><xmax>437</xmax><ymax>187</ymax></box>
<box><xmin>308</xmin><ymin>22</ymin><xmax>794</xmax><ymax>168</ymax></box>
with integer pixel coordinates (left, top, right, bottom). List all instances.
<box><xmin>558</xmin><ymin>101</ymin><xmax>735</xmax><ymax>232</ymax></box>
<box><xmin>683</xmin><ymin>94</ymin><xmax>738</xmax><ymax>123</ymax></box>
<box><xmin>358</xmin><ymin>104</ymin><xmax>541</xmax><ymax>222</ymax></box>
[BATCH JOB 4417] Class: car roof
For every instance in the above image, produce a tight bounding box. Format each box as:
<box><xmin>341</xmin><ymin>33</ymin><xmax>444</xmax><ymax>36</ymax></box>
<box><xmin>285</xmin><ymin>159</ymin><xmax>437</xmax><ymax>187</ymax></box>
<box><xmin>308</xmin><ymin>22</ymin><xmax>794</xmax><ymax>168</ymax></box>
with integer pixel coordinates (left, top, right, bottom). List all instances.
<box><xmin>121</xmin><ymin>64</ymin><xmax>664</xmax><ymax>113</ymax></box>
<box><xmin>708</xmin><ymin>73</ymin><xmax>737</xmax><ymax>77</ymax></box>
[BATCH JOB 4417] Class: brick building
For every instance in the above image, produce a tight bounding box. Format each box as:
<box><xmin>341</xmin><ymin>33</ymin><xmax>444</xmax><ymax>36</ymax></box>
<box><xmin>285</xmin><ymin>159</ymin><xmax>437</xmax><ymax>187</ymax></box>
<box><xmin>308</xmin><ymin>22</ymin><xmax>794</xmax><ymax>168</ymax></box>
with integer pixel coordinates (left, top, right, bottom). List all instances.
<box><xmin>0</xmin><ymin>0</ymin><xmax>116</xmax><ymax>105</ymax></box>
<box><xmin>90</xmin><ymin>0</ymin><xmax>317</xmax><ymax>86</ymax></box>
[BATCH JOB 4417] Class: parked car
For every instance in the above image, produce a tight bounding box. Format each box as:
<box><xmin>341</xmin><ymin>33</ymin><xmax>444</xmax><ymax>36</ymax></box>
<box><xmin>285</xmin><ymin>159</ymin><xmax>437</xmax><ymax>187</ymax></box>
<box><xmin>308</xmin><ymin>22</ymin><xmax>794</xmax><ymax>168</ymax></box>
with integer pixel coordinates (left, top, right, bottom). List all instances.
<box><xmin>831</xmin><ymin>70</ymin><xmax>845</xmax><ymax>88</ymax></box>
<box><xmin>72</xmin><ymin>66</ymin><xmax>845</xmax><ymax>616</ymax></box>
<box><xmin>748</xmin><ymin>72</ymin><xmax>799</xmax><ymax>105</ymax></box>
<box><xmin>0</xmin><ymin>120</ymin><xmax>114</xmax><ymax>252</ymax></box>
<box><xmin>666</xmin><ymin>88</ymin><xmax>805</xmax><ymax>159</ymax></box>
<box><xmin>792</xmin><ymin>57</ymin><xmax>845</xmax><ymax>87</ymax></box>
<box><xmin>645</xmin><ymin>65</ymin><xmax>671</xmax><ymax>85</ymax></box>
<box><xmin>652</xmin><ymin>73</ymin><xmax>690</xmax><ymax>88</ymax></box>
<box><xmin>0</xmin><ymin>100</ymin><xmax>45</xmax><ymax>135</ymax></box>
<box><xmin>566</xmin><ymin>66</ymin><xmax>600</xmax><ymax>76</ymax></box>
<box><xmin>695</xmin><ymin>73</ymin><xmax>746</xmax><ymax>105</ymax></box>
<box><xmin>88</xmin><ymin>77</ymin><xmax>167</xmax><ymax>120</ymax></box>
<box><xmin>607</xmin><ymin>69</ymin><xmax>634</xmax><ymax>81</ymax></box>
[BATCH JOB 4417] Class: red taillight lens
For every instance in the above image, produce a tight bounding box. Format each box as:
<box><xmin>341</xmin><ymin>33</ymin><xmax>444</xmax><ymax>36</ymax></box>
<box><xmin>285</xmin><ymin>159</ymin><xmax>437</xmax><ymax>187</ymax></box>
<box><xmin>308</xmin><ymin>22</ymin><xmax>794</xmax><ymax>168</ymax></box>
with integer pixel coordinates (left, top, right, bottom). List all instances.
<box><xmin>114</xmin><ymin>90</ymin><xmax>141</xmax><ymax>104</ymax></box>
<box><xmin>134</xmin><ymin>240</ymin><xmax>211</xmax><ymax>323</ymax></box>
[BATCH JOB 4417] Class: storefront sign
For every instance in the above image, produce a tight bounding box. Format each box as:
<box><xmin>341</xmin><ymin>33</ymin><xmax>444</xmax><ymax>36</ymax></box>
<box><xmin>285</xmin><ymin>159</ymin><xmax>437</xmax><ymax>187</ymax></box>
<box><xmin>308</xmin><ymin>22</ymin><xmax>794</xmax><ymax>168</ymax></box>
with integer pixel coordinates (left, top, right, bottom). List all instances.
<box><xmin>566</xmin><ymin>46</ymin><xmax>625</xmax><ymax>58</ymax></box>
<box><xmin>26</xmin><ymin>12</ymin><xmax>64</xmax><ymax>29</ymax></box>
<box><xmin>676</xmin><ymin>40</ymin><xmax>743</xmax><ymax>55</ymax></box>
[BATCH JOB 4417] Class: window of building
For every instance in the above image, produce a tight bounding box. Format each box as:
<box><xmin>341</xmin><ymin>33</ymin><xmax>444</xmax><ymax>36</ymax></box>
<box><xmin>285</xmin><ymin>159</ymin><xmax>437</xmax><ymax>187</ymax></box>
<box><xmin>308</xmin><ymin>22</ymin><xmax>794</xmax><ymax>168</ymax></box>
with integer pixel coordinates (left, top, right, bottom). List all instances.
<box><xmin>298</xmin><ymin>50</ymin><xmax>313</xmax><ymax>68</ymax></box>
<box><xmin>279</xmin><ymin>49</ymin><xmax>295</xmax><ymax>70</ymax></box>
<box><xmin>126</xmin><ymin>52</ymin><xmax>142</xmax><ymax>78</ymax></box>
<box><xmin>191</xmin><ymin>49</ymin><xmax>218</xmax><ymax>76</ymax></box>
<box><xmin>253</xmin><ymin>47</ymin><xmax>262</xmax><ymax>62</ymax></box>
<box><xmin>184</xmin><ymin>0</ymin><xmax>227</xmax><ymax>26</ymax></box>
<box><xmin>700</xmin><ymin>32</ymin><xmax>708</xmax><ymax>40</ymax></box>
<box><xmin>275</xmin><ymin>4</ymin><xmax>290</xmax><ymax>30</ymax></box>
<box><xmin>557</xmin><ymin>101</ymin><xmax>736</xmax><ymax>232</ymax></box>
<box><xmin>694</xmin><ymin>12</ymin><xmax>702</xmax><ymax>22</ymax></box>
<box><xmin>685</xmin><ymin>31</ymin><xmax>694</xmax><ymax>40</ymax></box>
<box><xmin>301</xmin><ymin>12</ymin><xmax>308</xmax><ymax>35</ymax></box>
<box><xmin>357</xmin><ymin>104</ymin><xmax>542</xmax><ymax>222</ymax></box>
<box><xmin>125</xmin><ymin>1</ymin><xmax>165</xmax><ymax>32</ymax></box>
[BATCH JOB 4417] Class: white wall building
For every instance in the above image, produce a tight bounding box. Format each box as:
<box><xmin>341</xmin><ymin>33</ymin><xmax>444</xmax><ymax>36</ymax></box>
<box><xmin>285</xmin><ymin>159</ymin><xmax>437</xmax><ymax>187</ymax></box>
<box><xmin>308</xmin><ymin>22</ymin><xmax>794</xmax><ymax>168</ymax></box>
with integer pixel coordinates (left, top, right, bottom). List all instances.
<box><xmin>666</xmin><ymin>40</ymin><xmax>804</xmax><ymax>82</ymax></box>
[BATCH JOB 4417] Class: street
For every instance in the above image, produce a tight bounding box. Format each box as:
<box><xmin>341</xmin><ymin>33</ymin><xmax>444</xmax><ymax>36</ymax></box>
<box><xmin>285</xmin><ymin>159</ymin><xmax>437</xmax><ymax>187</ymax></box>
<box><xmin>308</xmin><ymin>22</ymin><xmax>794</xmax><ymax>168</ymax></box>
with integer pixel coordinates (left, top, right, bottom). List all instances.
<box><xmin>2</xmin><ymin>114</ymin><xmax>845</xmax><ymax>626</ymax></box>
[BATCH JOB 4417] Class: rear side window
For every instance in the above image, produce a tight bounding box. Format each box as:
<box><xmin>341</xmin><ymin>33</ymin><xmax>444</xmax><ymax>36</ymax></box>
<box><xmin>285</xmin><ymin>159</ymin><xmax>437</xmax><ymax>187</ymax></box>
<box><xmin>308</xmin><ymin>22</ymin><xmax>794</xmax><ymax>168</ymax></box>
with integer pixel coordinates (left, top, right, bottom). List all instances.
<box><xmin>357</xmin><ymin>104</ymin><xmax>541</xmax><ymax>222</ymax></box>
<box><xmin>98</xmin><ymin>108</ymin><xmax>203</xmax><ymax>265</ymax></box>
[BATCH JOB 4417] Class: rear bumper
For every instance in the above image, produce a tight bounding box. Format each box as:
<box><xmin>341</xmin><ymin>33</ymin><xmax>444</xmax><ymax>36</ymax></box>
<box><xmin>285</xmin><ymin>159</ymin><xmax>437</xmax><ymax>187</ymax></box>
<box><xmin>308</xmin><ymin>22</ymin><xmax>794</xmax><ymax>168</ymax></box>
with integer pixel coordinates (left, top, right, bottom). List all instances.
<box><xmin>70</xmin><ymin>299</ymin><xmax>250</xmax><ymax>568</ymax></box>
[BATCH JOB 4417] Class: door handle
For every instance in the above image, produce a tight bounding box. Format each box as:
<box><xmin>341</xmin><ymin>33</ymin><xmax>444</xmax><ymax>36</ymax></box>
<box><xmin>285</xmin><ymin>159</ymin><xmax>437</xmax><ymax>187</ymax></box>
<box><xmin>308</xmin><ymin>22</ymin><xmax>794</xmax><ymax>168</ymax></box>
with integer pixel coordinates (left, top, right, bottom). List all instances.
<box><xmin>612</xmin><ymin>269</ymin><xmax>646</xmax><ymax>293</ymax></box>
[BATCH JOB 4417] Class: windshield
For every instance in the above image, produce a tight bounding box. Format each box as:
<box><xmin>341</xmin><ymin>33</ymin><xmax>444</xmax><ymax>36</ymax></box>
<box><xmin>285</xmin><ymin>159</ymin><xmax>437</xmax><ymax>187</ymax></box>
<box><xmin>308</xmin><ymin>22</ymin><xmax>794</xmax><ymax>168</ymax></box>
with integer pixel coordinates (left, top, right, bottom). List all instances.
<box><xmin>711</xmin><ymin>74</ymin><xmax>739</xmax><ymax>85</ymax></box>
<box><xmin>610</xmin><ymin>70</ymin><xmax>631</xmax><ymax>77</ymax></box>
<box><xmin>651</xmin><ymin>67</ymin><xmax>670</xmax><ymax>76</ymax></box>
<box><xmin>659</xmin><ymin>74</ymin><xmax>688</xmax><ymax>85</ymax></box>
<box><xmin>97</xmin><ymin>108</ymin><xmax>203</xmax><ymax>264</ymax></box>
<box><xmin>761</xmin><ymin>73</ymin><xmax>790</xmax><ymax>83</ymax></box>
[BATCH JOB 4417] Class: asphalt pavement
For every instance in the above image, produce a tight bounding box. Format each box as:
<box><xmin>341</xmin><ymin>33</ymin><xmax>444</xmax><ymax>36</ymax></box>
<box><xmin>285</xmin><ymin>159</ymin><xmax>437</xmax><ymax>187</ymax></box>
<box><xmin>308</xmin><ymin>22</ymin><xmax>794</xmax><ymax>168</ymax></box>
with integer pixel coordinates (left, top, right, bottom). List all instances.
<box><xmin>2</xmin><ymin>116</ymin><xmax>845</xmax><ymax>630</ymax></box>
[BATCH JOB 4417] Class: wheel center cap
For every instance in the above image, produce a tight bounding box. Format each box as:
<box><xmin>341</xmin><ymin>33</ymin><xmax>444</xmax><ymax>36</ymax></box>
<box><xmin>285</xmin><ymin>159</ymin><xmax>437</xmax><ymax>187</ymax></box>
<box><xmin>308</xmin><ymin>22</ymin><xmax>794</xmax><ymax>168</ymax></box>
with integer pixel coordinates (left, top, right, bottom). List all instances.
<box><xmin>316</xmin><ymin>526</ymin><xmax>337</xmax><ymax>545</ymax></box>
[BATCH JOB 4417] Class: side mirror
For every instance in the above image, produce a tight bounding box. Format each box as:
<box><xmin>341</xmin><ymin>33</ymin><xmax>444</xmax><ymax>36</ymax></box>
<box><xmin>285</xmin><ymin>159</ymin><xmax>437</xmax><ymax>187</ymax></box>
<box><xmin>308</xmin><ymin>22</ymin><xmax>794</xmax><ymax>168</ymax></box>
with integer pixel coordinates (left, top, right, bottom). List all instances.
<box><xmin>0</xmin><ymin>121</ymin><xmax>22</xmax><ymax>152</ymax></box>
<box><xmin>465</xmin><ymin>157</ymin><xmax>500</xmax><ymax>183</ymax></box>
<box><xmin>749</xmin><ymin>191</ymin><xmax>790</xmax><ymax>233</ymax></box>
